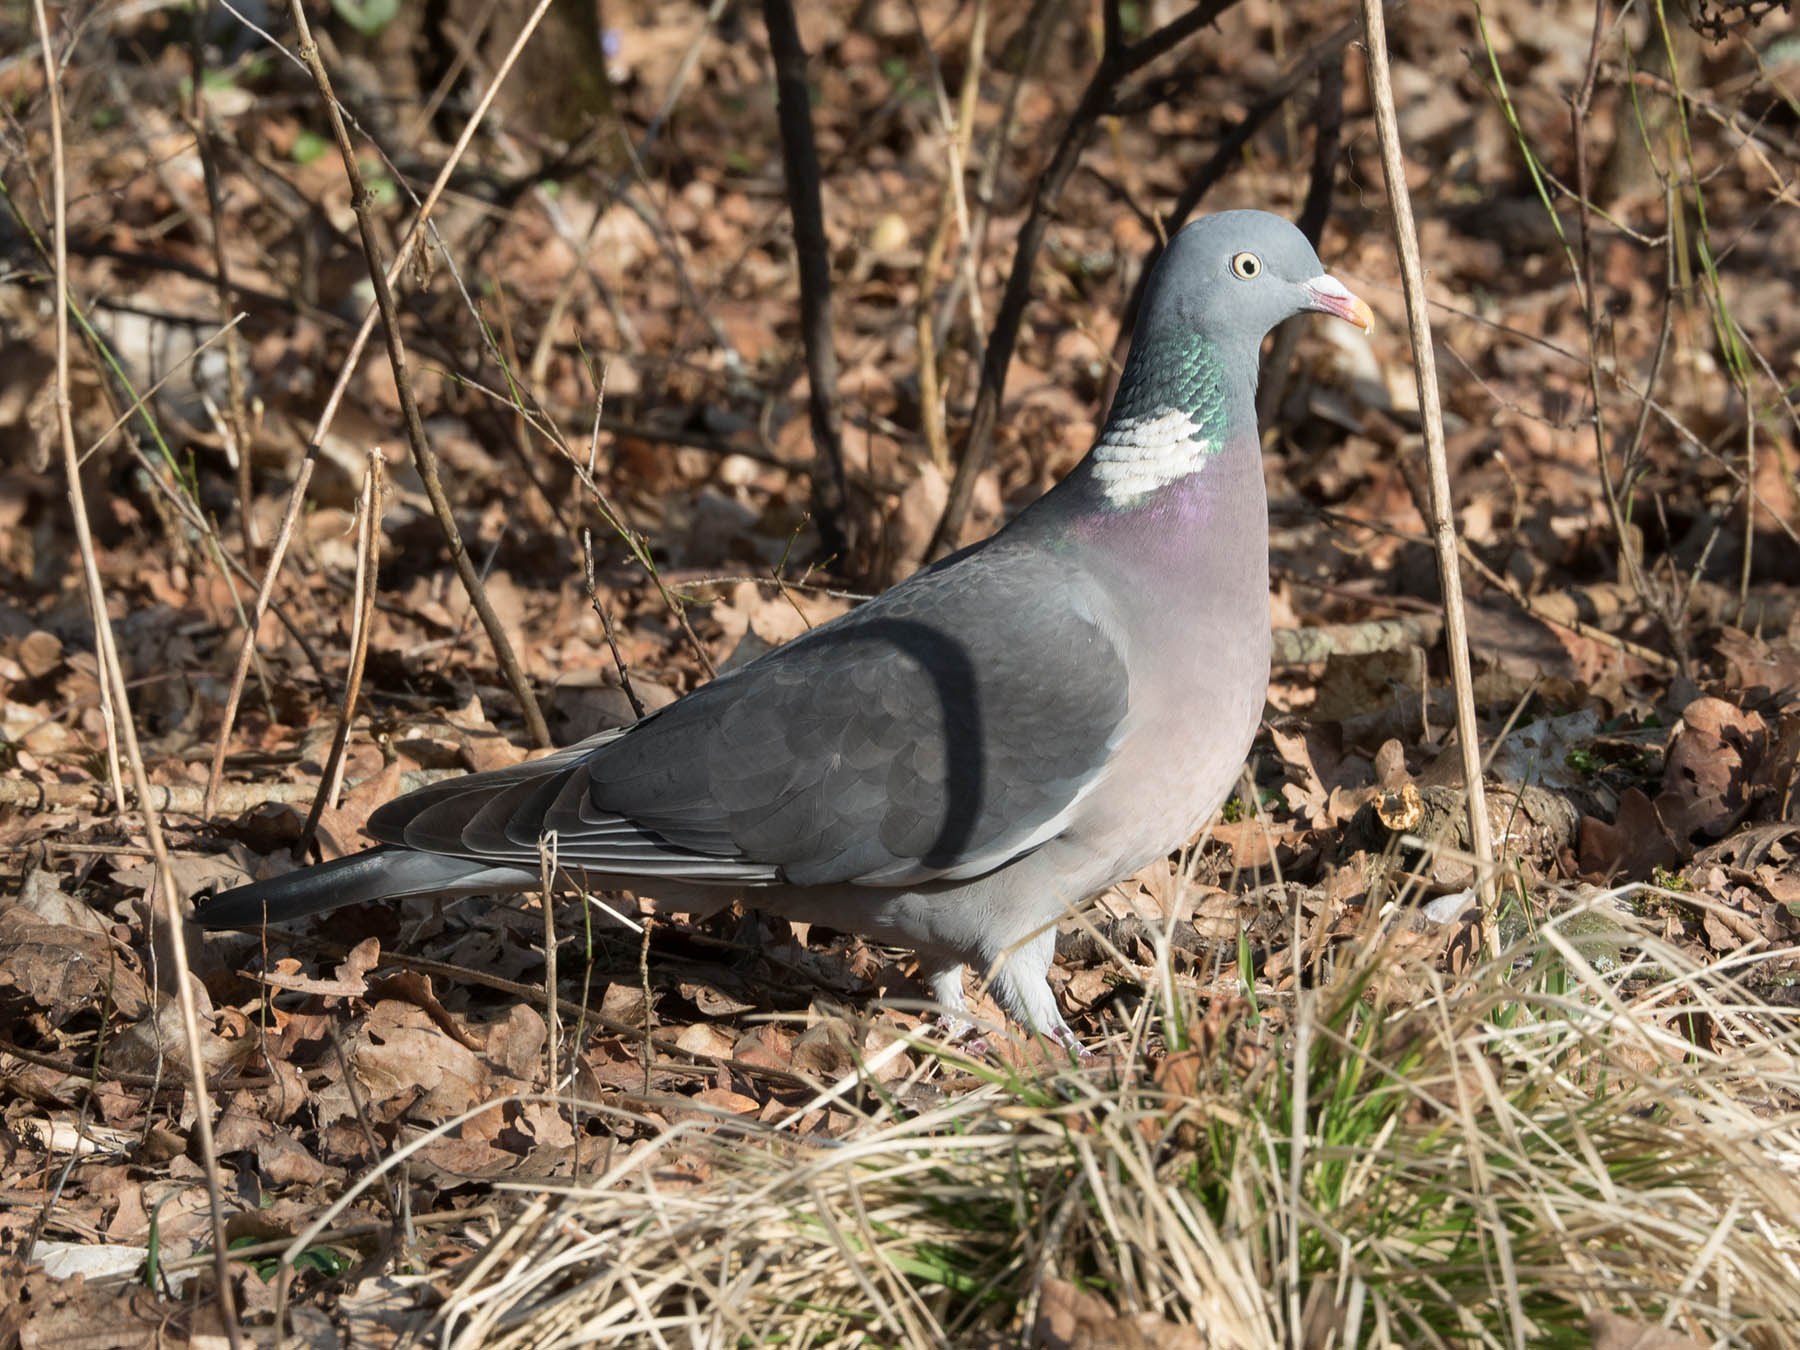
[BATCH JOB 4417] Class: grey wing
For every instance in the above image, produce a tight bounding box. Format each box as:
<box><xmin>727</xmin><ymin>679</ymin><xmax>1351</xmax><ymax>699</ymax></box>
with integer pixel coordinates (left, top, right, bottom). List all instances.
<box><xmin>372</xmin><ymin>547</ymin><xmax>1130</xmax><ymax>888</ymax></box>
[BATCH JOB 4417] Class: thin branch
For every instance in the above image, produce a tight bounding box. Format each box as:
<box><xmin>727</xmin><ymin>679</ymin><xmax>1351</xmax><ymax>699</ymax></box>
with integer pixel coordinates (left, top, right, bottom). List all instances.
<box><xmin>763</xmin><ymin>0</ymin><xmax>850</xmax><ymax>560</ymax></box>
<box><xmin>296</xmin><ymin>450</ymin><xmax>383</xmax><ymax>859</ymax></box>
<box><xmin>29</xmin><ymin>3</ymin><xmax>241</xmax><ymax>1339</ymax></box>
<box><xmin>1361</xmin><ymin>0</ymin><xmax>1498</xmax><ymax>907</ymax></box>
<box><xmin>1571</xmin><ymin>1</ymin><xmax>1655</xmax><ymax>603</ymax></box>
<box><xmin>581</xmin><ymin>374</ymin><xmax>649</xmax><ymax>721</ymax></box>
<box><xmin>203</xmin><ymin>0</ymin><xmax>560</xmax><ymax>811</ymax></box>
<box><xmin>937</xmin><ymin>0</ymin><xmax>1062</xmax><ymax>358</ymax></box>
<box><xmin>583</xmin><ymin>530</ymin><xmax>649</xmax><ymax>721</ymax></box>
<box><xmin>287</xmin><ymin>2</ymin><xmax>549</xmax><ymax>748</ymax></box>
<box><xmin>929</xmin><ymin>0</ymin><xmax>1244</xmax><ymax>558</ymax></box>
<box><xmin>187</xmin><ymin>0</ymin><xmax>256</xmax><ymax>565</ymax></box>
<box><xmin>912</xmin><ymin>0</ymin><xmax>988</xmax><ymax>474</ymax></box>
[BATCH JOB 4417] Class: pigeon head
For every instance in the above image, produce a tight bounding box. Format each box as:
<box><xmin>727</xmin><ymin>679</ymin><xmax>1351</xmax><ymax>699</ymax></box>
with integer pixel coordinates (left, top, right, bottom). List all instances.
<box><xmin>1141</xmin><ymin>210</ymin><xmax>1373</xmax><ymax>346</ymax></box>
<box><xmin>1087</xmin><ymin>210</ymin><xmax>1370</xmax><ymax>506</ymax></box>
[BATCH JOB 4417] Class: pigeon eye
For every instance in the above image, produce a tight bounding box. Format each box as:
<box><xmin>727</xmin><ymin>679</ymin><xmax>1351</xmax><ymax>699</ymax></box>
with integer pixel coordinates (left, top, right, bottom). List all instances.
<box><xmin>1230</xmin><ymin>251</ymin><xmax>1262</xmax><ymax>280</ymax></box>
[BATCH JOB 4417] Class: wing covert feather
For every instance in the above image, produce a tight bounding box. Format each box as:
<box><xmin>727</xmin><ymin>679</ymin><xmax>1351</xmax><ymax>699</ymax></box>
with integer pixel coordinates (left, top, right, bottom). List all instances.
<box><xmin>361</xmin><ymin>543</ymin><xmax>1130</xmax><ymax>889</ymax></box>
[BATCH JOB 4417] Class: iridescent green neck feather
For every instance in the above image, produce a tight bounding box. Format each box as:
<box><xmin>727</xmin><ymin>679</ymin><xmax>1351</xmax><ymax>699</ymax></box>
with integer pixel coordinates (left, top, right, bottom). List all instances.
<box><xmin>1089</xmin><ymin>332</ymin><xmax>1234</xmax><ymax>505</ymax></box>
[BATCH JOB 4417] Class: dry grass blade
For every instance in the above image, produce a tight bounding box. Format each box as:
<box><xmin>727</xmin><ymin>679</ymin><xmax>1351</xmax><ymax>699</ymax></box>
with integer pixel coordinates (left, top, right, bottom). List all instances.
<box><xmin>296</xmin><ymin>448</ymin><xmax>383</xmax><ymax>858</ymax></box>
<box><xmin>409</xmin><ymin>893</ymin><xmax>1800</xmax><ymax>1347</ymax></box>
<box><xmin>29</xmin><ymin>1</ymin><xmax>240</xmax><ymax>1340</ymax></box>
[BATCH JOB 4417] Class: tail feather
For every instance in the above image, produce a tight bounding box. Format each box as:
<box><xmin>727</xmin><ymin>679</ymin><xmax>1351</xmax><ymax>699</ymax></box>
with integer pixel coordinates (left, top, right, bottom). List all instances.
<box><xmin>194</xmin><ymin>846</ymin><xmax>538</xmax><ymax>929</ymax></box>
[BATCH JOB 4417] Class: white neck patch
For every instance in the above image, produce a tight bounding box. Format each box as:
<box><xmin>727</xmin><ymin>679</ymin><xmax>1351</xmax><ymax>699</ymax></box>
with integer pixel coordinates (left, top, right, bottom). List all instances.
<box><xmin>1090</xmin><ymin>407</ymin><xmax>1218</xmax><ymax>504</ymax></box>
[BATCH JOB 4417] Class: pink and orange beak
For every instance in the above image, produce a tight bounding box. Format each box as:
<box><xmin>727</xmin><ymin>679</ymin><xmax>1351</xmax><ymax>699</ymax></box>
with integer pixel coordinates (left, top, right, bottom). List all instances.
<box><xmin>1303</xmin><ymin>274</ymin><xmax>1374</xmax><ymax>333</ymax></box>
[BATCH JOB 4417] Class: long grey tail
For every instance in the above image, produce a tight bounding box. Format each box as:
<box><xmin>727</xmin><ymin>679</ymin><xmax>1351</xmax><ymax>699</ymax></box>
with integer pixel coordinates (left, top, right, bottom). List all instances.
<box><xmin>193</xmin><ymin>846</ymin><xmax>538</xmax><ymax>929</ymax></box>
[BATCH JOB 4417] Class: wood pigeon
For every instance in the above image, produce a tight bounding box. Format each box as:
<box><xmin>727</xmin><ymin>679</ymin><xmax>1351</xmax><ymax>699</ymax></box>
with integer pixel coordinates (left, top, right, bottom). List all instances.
<box><xmin>197</xmin><ymin>210</ymin><xmax>1373</xmax><ymax>1050</ymax></box>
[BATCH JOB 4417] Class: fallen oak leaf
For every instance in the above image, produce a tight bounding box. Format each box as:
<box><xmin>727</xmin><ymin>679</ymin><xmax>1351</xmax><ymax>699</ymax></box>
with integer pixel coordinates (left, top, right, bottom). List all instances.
<box><xmin>338</xmin><ymin>999</ymin><xmax>490</xmax><ymax>1123</ymax></box>
<box><xmin>251</xmin><ymin>936</ymin><xmax>380</xmax><ymax>1000</ymax></box>
<box><xmin>1657</xmin><ymin>697</ymin><xmax>1768</xmax><ymax>843</ymax></box>
<box><xmin>0</xmin><ymin>909</ymin><xmax>149</xmax><ymax>1023</ymax></box>
<box><xmin>1578</xmin><ymin>787</ymin><xmax>1683</xmax><ymax>880</ymax></box>
<box><xmin>365</xmin><ymin>969</ymin><xmax>485</xmax><ymax>1052</ymax></box>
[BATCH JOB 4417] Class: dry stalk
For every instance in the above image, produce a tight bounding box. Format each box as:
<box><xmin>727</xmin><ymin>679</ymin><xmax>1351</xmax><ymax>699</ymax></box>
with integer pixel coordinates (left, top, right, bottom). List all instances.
<box><xmin>296</xmin><ymin>449</ymin><xmax>384</xmax><ymax>859</ymax></box>
<box><xmin>287</xmin><ymin>0</ymin><xmax>548</xmax><ymax>747</ymax></box>
<box><xmin>203</xmin><ymin>0</ymin><xmax>560</xmax><ymax>811</ymax></box>
<box><xmin>938</xmin><ymin>0</ymin><xmax>1061</xmax><ymax>355</ymax></box>
<box><xmin>539</xmin><ymin>835</ymin><xmax>560</xmax><ymax>1094</ymax></box>
<box><xmin>912</xmin><ymin>0</ymin><xmax>987</xmax><ymax>473</ymax></box>
<box><xmin>1359</xmin><ymin>0</ymin><xmax>1498</xmax><ymax>909</ymax></box>
<box><xmin>29</xmin><ymin>4</ymin><xmax>240</xmax><ymax>1340</ymax></box>
<box><xmin>929</xmin><ymin>0</ymin><xmax>1245</xmax><ymax>559</ymax></box>
<box><xmin>582</xmin><ymin>530</ymin><xmax>648</xmax><ymax>720</ymax></box>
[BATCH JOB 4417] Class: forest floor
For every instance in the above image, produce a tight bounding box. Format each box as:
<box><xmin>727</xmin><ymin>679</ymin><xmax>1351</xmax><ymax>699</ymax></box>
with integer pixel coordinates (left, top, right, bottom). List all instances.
<box><xmin>2</xmin><ymin>0</ymin><xmax>1800</xmax><ymax>1344</ymax></box>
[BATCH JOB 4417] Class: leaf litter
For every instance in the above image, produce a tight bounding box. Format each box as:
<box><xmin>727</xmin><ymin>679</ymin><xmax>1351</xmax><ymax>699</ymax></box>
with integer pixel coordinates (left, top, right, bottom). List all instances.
<box><xmin>2</xmin><ymin>0</ymin><xmax>1799</xmax><ymax>1342</ymax></box>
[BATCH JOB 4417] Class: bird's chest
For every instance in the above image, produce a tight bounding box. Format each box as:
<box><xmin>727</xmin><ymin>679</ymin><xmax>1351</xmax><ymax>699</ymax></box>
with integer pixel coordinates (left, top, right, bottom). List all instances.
<box><xmin>1071</xmin><ymin>554</ymin><xmax>1272</xmax><ymax>875</ymax></box>
<box><xmin>1112</xmin><ymin>632</ymin><xmax>1269</xmax><ymax>860</ymax></box>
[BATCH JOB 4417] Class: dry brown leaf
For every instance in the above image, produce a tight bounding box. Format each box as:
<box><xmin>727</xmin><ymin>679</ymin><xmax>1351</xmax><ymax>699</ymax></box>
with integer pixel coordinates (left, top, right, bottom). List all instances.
<box><xmin>485</xmin><ymin>1003</ymin><xmax>548</xmax><ymax>1080</ymax></box>
<box><xmin>254</xmin><ymin>936</ymin><xmax>380</xmax><ymax>1000</ymax></box>
<box><xmin>444</xmin><ymin>693</ymin><xmax>532</xmax><ymax>774</ymax></box>
<box><xmin>692</xmin><ymin>1087</ymin><xmax>759</xmax><ymax>1116</ymax></box>
<box><xmin>674</xmin><ymin>1023</ymin><xmax>736</xmax><ymax>1058</ymax></box>
<box><xmin>0</xmin><ymin>910</ymin><xmax>148</xmax><ymax>1023</ymax></box>
<box><xmin>1658</xmin><ymin>697</ymin><xmax>1768</xmax><ymax>842</ymax></box>
<box><xmin>254</xmin><ymin>1130</ymin><xmax>340</xmax><ymax>1187</ymax></box>
<box><xmin>1715</xmin><ymin>629</ymin><xmax>1800</xmax><ymax>699</ymax></box>
<box><xmin>15</xmin><ymin>864</ymin><xmax>109</xmax><ymax>933</ymax></box>
<box><xmin>731</xmin><ymin>1024</ymin><xmax>795</xmax><ymax>1072</ymax></box>
<box><xmin>344</xmin><ymin>1000</ymin><xmax>489</xmax><ymax>1121</ymax></box>
<box><xmin>1578</xmin><ymin>787</ymin><xmax>1683</xmax><ymax>880</ymax></box>
<box><xmin>1311</xmin><ymin>647</ymin><xmax>1427</xmax><ymax>725</ymax></box>
<box><xmin>366</xmin><ymin>970</ymin><xmax>484</xmax><ymax>1051</ymax></box>
<box><xmin>1033</xmin><ymin>1278</ymin><xmax>1205</xmax><ymax>1350</ymax></box>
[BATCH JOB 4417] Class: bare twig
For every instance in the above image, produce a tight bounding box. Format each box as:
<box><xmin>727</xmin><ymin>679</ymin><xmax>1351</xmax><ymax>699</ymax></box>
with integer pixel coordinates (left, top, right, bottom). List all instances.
<box><xmin>539</xmin><ymin>834</ymin><xmax>560</xmax><ymax>1094</ymax></box>
<box><xmin>30</xmin><ymin>4</ymin><xmax>240</xmax><ymax>1339</ymax></box>
<box><xmin>296</xmin><ymin>450</ymin><xmax>384</xmax><ymax>859</ymax></box>
<box><xmin>549</xmin><ymin>422</ymin><xmax>718</xmax><ymax>680</ymax></box>
<box><xmin>287</xmin><ymin>1</ymin><xmax>549</xmax><ymax>749</ymax></box>
<box><xmin>938</xmin><ymin>0</ymin><xmax>1062</xmax><ymax>357</ymax></box>
<box><xmin>639</xmin><ymin>913</ymin><xmax>655</xmax><ymax>1098</ymax></box>
<box><xmin>452</xmin><ymin>358</ymin><xmax>721</xmax><ymax>680</ymax></box>
<box><xmin>1361</xmin><ymin>0</ymin><xmax>1498</xmax><ymax>908</ymax></box>
<box><xmin>763</xmin><ymin>0</ymin><xmax>850</xmax><ymax>560</ymax></box>
<box><xmin>583</xmin><ymin>530</ymin><xmax>648</xmax><ymax>721</ymax></box>
<box><xmin>929</xmin><ymin>0</ymin><xmax>1244</xmax><ymax>558</ymax></box>
<box><xmin>1569</xmin><ymin>2</ymin><xmax>1655</xmax><ymax>605</ymax></box>
<box><xmin>186</xmin><ymin>0</ymin><xmax>256</xmax><ymax>565</ymax></box>
<box><xmin>203</xmin><ymin>0</ymin><xmax>560</xmax><ymax>811</ymax></box>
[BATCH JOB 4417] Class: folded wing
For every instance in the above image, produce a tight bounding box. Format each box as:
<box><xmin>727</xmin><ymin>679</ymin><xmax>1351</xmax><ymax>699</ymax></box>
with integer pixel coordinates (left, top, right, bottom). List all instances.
<box><xmin>369</xmin><ymin>545</ymin><xmax>1131</xmax><ymax>889</ymax></box>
